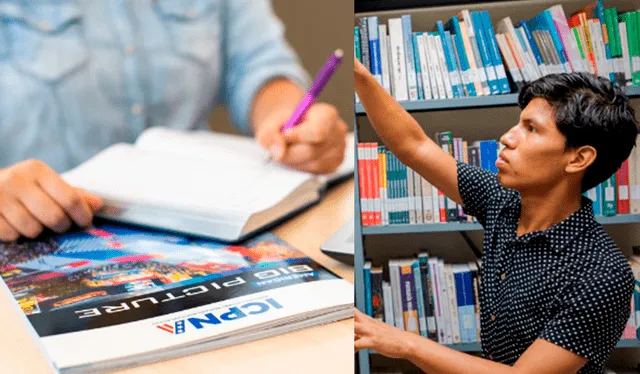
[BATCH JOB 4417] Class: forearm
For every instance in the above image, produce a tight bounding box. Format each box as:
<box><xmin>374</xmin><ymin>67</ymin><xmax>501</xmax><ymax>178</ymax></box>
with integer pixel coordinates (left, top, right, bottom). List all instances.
<box><xmin>404</xmin><ymin>335</ymin><xmax>516</xmax><ymax>374</ymax></box>
<box><xmin>250</xmin><ymin>78</ymin><xmax>305</xmax><ymax>134</ymax></box>
<box><xmin>354</xmin><ymin>65</ymin><xmax>461</xmax><ymax>204</ymax></box>
<box><xmin>354</xmin><ymin>67</ymin><xmax>436</xmax><ymax>164</ymax></box>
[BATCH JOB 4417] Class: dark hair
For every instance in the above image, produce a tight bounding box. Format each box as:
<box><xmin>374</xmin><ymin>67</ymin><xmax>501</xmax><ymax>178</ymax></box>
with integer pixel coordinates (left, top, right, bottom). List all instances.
<box><xmin>518</xmin><ymin>73</ymin><xmax>639</xmax><ymax>192</ymax></box>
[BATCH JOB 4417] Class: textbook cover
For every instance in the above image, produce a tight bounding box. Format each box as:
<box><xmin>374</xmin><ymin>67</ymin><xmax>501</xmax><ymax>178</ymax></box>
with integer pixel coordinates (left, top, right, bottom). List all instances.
<box><xmin>0</xmin><ymin>222</ymin><xmax>353</xmax><ymax>373</ymax></box>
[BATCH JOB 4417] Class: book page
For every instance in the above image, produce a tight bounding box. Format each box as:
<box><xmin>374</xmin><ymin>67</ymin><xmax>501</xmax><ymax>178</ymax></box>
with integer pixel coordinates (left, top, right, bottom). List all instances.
<box><xmin>134</xmin><ymin>128</ymin><xmax>354</xmax><ymax>183</ymax></box>
<box><xmin>62</xmin><ymin>144</ymin><xmax>313</xmax><ymax>216</ymax></box>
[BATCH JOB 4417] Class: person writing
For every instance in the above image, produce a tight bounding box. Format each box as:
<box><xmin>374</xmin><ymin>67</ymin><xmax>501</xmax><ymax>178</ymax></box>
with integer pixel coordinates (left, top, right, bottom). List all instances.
<box><xmin>354</xmin><ymin>57</ymin><xmax>637</xmax><ymax>373</ymax></box>
<box><xmin>0</xmin><ymin>0</ymin><xmax>347</xmax><ymax>241</ymax></box>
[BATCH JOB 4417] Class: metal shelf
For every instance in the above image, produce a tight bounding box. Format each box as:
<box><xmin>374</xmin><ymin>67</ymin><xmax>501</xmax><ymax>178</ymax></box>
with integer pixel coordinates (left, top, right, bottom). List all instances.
<box><xmin>362</xmin><ymin>214</ymin><xmax>640</xmax><ymax>235</ymax></box>
<box><xmin>355</xmin><ymin>86</ymin><xmax>640</xmax><ymax>115</ymax></box>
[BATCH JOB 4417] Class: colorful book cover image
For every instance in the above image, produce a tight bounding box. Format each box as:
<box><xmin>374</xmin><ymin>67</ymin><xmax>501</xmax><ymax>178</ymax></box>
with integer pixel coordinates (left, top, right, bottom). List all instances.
<box><xmin>0</xmin><ymin>222</ymin><xmax>335</xmax><ymax>337</ymax></box>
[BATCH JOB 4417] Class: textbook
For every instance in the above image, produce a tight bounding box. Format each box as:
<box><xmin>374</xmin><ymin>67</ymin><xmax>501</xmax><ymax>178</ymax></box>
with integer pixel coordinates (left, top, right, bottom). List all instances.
<box><xmin>62</xmin><ymin>128</ymin><xmax>354</xmax><ymax>243</ymax></box>
<box><xmin>0</xmin><ymin>223</ymin><xmax>353</xmax><ymax>373</ymax></box>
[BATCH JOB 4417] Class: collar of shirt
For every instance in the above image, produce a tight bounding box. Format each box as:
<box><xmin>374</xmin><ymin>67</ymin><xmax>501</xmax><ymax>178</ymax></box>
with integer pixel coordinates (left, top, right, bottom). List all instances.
<box><xmin>501</xmin><ymin>193</ymin><xmax>597</xmax><ymax>254</ymax></box>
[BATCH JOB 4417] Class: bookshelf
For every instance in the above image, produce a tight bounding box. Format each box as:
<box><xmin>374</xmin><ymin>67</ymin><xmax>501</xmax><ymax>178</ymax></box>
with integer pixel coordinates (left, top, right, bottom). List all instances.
<box><xmin>354</xmin><ymin>0</ymin><xmax>640</xmax><ymax>373</ymax></box>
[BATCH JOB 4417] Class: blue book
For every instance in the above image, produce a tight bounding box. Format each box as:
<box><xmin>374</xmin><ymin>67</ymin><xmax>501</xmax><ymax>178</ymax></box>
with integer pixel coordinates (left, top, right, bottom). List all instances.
<box><xmin>367</xmin><ymin>16</ymin><xmax>382</xmax><ymax>85</ymax></box>
<box><xmin>402</xmin><ymin>15</ymin><xmax>419</xmax><ymax>100</ymax></box>
<box><xmin>412</xmin><ymin>260</ymin><xmax>428</xmax><ymax>337</ymax></box>
<box><xmin>472</xmin><ymin>11</ymin><xmax>499</xmax><ymax>95</ymax></box>
<box><xmin>412</xmin><ymin>33</ymin><xmax>425</xmax><ymax>100</ymax></box>
<box><xmin>479</xmin><ymin>140</ymin><xmax>498</xmax><ymax>173</ymax></box>
<box><xmin>453</xmin><ymin>264</ymin><xmax>477</xmax><ymax>343</ymax></box>
<box><xmin>364</xmin><ymin>262</ymin><xmax>373</xmax><ymax>316</ymax></box>
<box><xmin>446</xmin><ymin>16</ymin><xmax>477</xmax><ymax>97</ymax></box>
<box><xmin>436</xmin><ymin>21</ymin><xmax>463</xmax><ymax>98</ymax></box>
<box><xmin>518</xmin><ymin>20</ymin><xmax>545</xmax><ymax>72</ymax></box>
<box><xmin>480</xmin><ymin>11</ymin><xmax>510</xmax><ymax>93</ymax></box>
<box><xmin>584</xmin><ymin>184</ymin><xmax>602</xmax><ymax>216</ymax></box>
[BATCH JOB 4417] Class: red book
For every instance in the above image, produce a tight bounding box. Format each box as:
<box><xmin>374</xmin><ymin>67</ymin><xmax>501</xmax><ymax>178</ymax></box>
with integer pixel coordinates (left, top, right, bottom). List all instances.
<box><xmin>618</xmin><ymin>159</ymin><xmax>630</xmax><ymax>214</ymax></box>
<box><xmin>370</xmin><ymin>144</ymin><xmax>382</xmax><ymax>226</ymax></box>
<box><xmin>357</xmin><ymin>144</ymin><xmax>369</xmax><ymax>226</ymax></box>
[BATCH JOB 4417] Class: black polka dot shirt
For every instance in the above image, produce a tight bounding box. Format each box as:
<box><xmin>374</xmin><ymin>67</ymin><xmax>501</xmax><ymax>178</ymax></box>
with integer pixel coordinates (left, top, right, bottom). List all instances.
<box><xmin>457</xmin><ymin>161</ymin><xmax>635</xmax><ymax>373</ymax></box>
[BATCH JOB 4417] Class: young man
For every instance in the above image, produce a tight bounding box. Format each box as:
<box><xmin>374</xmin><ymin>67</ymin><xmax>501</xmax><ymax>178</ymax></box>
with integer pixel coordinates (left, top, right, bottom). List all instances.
<box><xmin>353</xmin><ymin>58</ymin><xmax>638</xmax><ymax>374</ymax></box>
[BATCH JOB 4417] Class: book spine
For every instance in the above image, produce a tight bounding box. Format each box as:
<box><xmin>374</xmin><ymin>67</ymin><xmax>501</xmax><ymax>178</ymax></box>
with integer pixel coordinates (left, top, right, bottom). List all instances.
<box><xmin>354</xmin><ymin>26</ymin><xmax>362</xmax><ymax>102</ymax></box>
<box><xmin>619</xmin><ymin>21</ymin><xmax>632</xmax><ymax>86</ymax></box>
<box><xmin>421</xmin><ymin>177</ymin><xmax>434</xmax><ymax>223</ymax></box>
<box><xmin>368</xmin><ymin>17</ymin><xmax>383</xmax><ymax>86</ymax></box>
<box><xmin>601</xmin><ymin>174</ymin><xmax>618</xmax><ymax>216</ymax></box>
<box><xmin>472</xmin><ymin>11</ymin><xmax>499</xmax><ymax>95</ymax></box>
<box><xmin>400</xmin><ymin>262</ymin><xmax>420</xmax><ymax>334</ymax></box>
<box><xmin>358</xmin><ymin>18</ymin><xmax>371</xmax><ymax>72</ymax></box>
<box><xmin>379</xmin><ymin>24</ymin><xmax>393</xmax><ymax>94</ymax></box>
<box><xmin>414</xmin><ymin>169</ymin><xmax>424</xmax><ymax>224</ymax></box>
<box><xmin>357</xmin><ymin>144</ymin><xmax>368</xmax><ymax>226</ymax></box>
<box><xmin>429</xmin><ymin>258</ymin><xmax>445</xmax><ymax>343</ymax></box>
<box><xmin>416</xmin><ymin>33</ymin><xmax>433</xmax><ymax>100</ymax></box>
<box><xmin>436</xmin><ymin>260</ymin><xmax>452</xmax><ymax>344</ymax></box>
<box><xmin>445</xmin><ymin>265</ymin><xmax>461</xmax><ymax>344</ymax></box>
<box><xmin>434</xmin><ymin>34</ymin><xmax>454</xmax><ymax>99</ymax></box>
<box><xmin>419</xmin><ymin>254</ymin><xmax>438</xmax><ymax>340</ymax></box>
<box><xmin>378</xmin><ymin>146</ymin><xmax>388</xmax><ymax>226</ymax></box>
<box><xmin>402</xmin><ymin>15</ymin><xmax>419</xmax><ymax>101</ymax></box>
<box><xmin>618</xmin><ymin>158</ymin><xmax>630</xmax><ymax>214</ymax></box>
<box><xmin>447</xmin><ymin>17</ymin><xmax>477</xmax><ymax>96</ymax></box>
<box><xmin>461</xmin><ymin>10</ymin><xmax>490</xmax><ymax>95</ymax></box>
<box><xmin>412</xmin><ymin>261</ymin><xmax>428</xmax><ymax>337</ymax></box>
<box><xmin>437</xmin><ymin>22</ymin><xmax>462</xmax><ymax>98</ymax></box>
<box><xmin>371</xmin><ymin>268</ymin><xmax>385</xmax><ymax>321</ymax></box>
<box><xmin>364</xmin><ymin>262</ymin><xmax>372</xmax><ymax>316</ymax></box>
<box><xmin>382</xmin><ymin>281</ymin><xmax>394</xmax><ymax>325</ymax></box>
<box><xmin>389</xmin><ymin>261</ymin><xmax>405</xmax><ymax>329</ymax></box>
<box><xmin>482</xmin><ymin>11</ymin><xmax>510</xmax><ymax>93</ymax></box>
<box><xmin>630</xmin><ymin>134</ymin><xmax>640</xmax><ymax>214</ymax></box>
<box><xmin>371</xmin><ymin>143</ymin><xmax>382</xmax><ymax>225</ymax></box>
<box><xmin>407</xmin><ymin>165</ymin><xmax>416</xmax><ymax>224</ymax></box>
<box><xmin>412</xmin><ymin>33</ymin><xmax>425</xmax><ymax>100</ymax></box>
<box><xmin>389</xmin><ymin>18</ymin><xmax>409</xmax><ymax>101</ymax></box>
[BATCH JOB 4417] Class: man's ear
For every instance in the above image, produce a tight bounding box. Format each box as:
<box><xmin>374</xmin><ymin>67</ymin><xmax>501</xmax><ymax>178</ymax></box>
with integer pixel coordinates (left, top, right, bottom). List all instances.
<box><xmin>566</xmin><ymin>145</ymin><xmax>597</xmax><ymax>174</ymax></box>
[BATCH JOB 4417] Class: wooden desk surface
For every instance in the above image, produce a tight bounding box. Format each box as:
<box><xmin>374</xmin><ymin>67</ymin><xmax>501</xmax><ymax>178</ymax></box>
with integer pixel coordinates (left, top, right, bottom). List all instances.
<box><xmin>0</xmin><ymin>180</ymin><xmax>355</xmax><ymax>374</ymax></box>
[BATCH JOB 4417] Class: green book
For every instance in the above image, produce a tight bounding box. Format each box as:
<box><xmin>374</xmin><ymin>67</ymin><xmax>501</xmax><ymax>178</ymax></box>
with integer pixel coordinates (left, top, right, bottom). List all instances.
<box><xmin>605</xmin><ymin>7</ymin><xmax>625</xmax><ymax>85</ymax></box>
<box><xmin>601</xmin><ymin>174</ymin><xmax>618</xmax><ymax>216</ymax></box>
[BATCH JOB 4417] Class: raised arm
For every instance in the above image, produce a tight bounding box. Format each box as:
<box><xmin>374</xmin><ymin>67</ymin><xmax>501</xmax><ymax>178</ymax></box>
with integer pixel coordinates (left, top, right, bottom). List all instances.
<box><xmin>354</xmin><ymin>58</ymin><xmax>462</xmax><ymax>205</ymax></box>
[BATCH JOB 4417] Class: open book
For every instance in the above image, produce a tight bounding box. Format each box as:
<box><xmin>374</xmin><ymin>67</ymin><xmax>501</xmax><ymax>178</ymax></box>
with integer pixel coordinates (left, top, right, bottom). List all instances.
<box><xmin>0</xmin><ymin>223</ymin><xmax>353</xmax><ymax>373</ymax></box>
<box><xmin>62</xmin><ymin>128</ymin><xmax>354</xmax><ymax>243</ymax></box>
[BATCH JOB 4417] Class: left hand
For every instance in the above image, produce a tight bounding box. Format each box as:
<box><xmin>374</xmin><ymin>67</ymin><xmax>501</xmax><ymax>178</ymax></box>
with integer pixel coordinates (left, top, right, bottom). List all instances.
<box><xmin>255</xmin><ymin>103</ymin><xmax>347</xmax><ymax>174</ymax></box>
<box><xmin>354</xmin><ymin>307</ymin><xmax>414</xmax><ymax>359</ymax></box>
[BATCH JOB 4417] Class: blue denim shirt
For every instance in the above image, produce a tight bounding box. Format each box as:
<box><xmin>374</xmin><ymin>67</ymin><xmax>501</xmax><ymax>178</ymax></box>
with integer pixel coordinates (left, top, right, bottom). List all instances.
<box><xmin>0</xmin><ymin>0</ymin><xmax>309</xmax><ymax>172</ymax></box>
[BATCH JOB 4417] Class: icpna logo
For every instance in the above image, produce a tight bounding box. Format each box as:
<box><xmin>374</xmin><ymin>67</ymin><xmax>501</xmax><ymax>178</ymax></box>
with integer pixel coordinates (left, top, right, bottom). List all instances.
<box><xmin>156</xmin><ymin>320</ymin><xmax>186</xmax><ymax>335</ymax></box>
<box><xmin>155</xmin><ymin>298</ymin><xmax>282</xmax><ymax>335</ymax></box>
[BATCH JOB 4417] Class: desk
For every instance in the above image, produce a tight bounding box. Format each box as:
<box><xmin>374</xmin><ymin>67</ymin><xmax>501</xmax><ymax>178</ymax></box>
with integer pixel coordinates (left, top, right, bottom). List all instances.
<box><xmin>0</xmin><ymin>180</ymin><xmax>355</xmax><ymax>374</ymax></box>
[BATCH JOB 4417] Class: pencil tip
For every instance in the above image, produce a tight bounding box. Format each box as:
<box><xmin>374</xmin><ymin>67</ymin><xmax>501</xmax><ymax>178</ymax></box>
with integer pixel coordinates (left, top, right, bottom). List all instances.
<box><xmin>334</xmin><ymin>49</ymin><xmax>344</xmax><ymax>58</ymax></box>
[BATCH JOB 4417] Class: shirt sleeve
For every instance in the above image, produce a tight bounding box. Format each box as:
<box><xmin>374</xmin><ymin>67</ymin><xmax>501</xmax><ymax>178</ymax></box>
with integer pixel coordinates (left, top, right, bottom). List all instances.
<box><xmin>538</xmin><ymin>270</ymin><xmax>634</xmax><ymax>366</ymax></box>
<box><xmin>220</xmin><ymin>0</ymin><xmax>310</xmax><ymax>135</ymax></box>
<box><xmin>456</xmin><ymin>161</ymin><xmax>504</xmax><ymax>226</ymax></box>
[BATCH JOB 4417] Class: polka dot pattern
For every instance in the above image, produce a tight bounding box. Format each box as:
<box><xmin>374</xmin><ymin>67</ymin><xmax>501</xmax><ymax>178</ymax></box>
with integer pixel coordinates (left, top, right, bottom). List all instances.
<box><xmin>457</xmin><ymin>161</ymin><xmax>635</xmax><ymax>373</ymax></box>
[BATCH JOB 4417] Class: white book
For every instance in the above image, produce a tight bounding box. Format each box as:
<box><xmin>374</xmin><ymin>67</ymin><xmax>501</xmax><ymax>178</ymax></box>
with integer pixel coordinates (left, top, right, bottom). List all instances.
<box><xmin>436</xmin><ymin>259</ymin><xmax>452</xmax><ymax>344</ymax></box>
<box><xmin>379</xmin><ymin>24</ymin><xmax>392</xmax><ymax>94</ymax></box>
<box><xmin>389</xmin><ymin>260</ymin><xmax>405</xmax><ymax>330</ymax></box>
<box><xmin>428</xmin><ymin>258</ymin><xmax>445</xmax><ymax>343</ymax></box>
<box><xmin>445</xmin><ymin>264</ymin><xmax>461</xmax><ymax>344</ymax></box>
<box><xmin>432</xmin><ymin>185</ymin><xmax>441</xmax><ymax>223</ymax></box>
<box><xmin>423</xmin><ymin>34</ymin><xmax>441</xmax><ymax>100</ymax></box>
<box><xmin>619</xmin><ymin>22</ymin><xmax>632</xmax><ymax>86</ymax></box>
<box><xmin>388</xmin><ymin>18</ymin><xmax>409</xmax><ymax>101</ymax></box>
<box><xmin>434</xmin><ymin>34</ymin><xmax>454</xmax><ymax>99</ymax></box>
<box><xmin>0</xmin><ymin>225</ymin><xmax>353</xmax><ymax>373</ymax></box>
<box><xmin>63</xmin><ymin>128</ymin><xmax>354</xmax><ymax>243</ymax></box>
<box><xmin>428</xmin><ymin>34</ymin><xmax>447</xmax><ymax>100</ymax></box>
<box><xmin>382</xmin><ymin>281</ymin><xmax>394</xmax><ymax>325</ymax></box>
<box><xmin>407</xmin><ymin>167</ymin><xmax>416</xmax><ymax>224</ymax></box>
<box><xmin>495</xmin><ymin>33</ymin><xmax>524</xmax><ymax>86</ymax></box>
<box><xmin>413</xmin><ymin>170</ymin><xmax>424</xmax><ymax>224</ymax></box>
<box><xmin>416</xmin><ymin>33</ymin><xmax>433</xmax><ymax>100</ymax></box>
<box><xmin>421</xmin><ymin>177</ymin><xmax>434</xmax><ymax>224</ymax></box>
<box><xmin>589</xmin><ymin>20</ymin><xmax>609</xmax><ymax>80</ymax></box>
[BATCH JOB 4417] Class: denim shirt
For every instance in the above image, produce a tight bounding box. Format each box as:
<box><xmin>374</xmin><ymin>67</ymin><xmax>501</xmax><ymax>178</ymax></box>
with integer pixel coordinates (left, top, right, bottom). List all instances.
<box><xmin>0</xmin><ymin>0</ymin><xmax>309</xmax><ymax>172</ymax></box>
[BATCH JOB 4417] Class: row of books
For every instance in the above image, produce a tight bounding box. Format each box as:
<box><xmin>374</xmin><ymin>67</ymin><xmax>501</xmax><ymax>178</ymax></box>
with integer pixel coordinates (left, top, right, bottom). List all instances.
<box><xmin>363</xmin><ymin>254</ymin><xmax>482</xmax><ymax>344</ymax></box>
<box><xmin>354</xmin><ymin>1</ymin><xmax>640</xmax><ymax>103</ymax></box>
<box><xmin>357</xmin><ymin>133</ymin><xmax>640</xmax><ymax>226</ymax></box>
<box><xmin>363</xmin><ymin>251</ymin><xmax>640</xmax><ymax>346</ymax></box>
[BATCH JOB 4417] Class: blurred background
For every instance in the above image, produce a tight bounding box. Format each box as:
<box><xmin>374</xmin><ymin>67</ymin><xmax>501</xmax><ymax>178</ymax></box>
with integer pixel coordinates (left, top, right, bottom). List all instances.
<box><xmin>209</xmin><ymin>0</ymin><xmax>354</xmax><ymax>134</ymax></box>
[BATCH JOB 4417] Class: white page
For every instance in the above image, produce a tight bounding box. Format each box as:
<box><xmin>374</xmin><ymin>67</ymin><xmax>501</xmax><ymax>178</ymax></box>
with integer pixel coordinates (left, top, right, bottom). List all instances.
<box><xmin>134</xmin><ymin>127</ymin><xmax>353</xmax><ymax>183</ymax></box>
<box><xmin>63</xmin><ymin>144</ymin><xmax>312</xmax><ymax>216</ymax></box>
